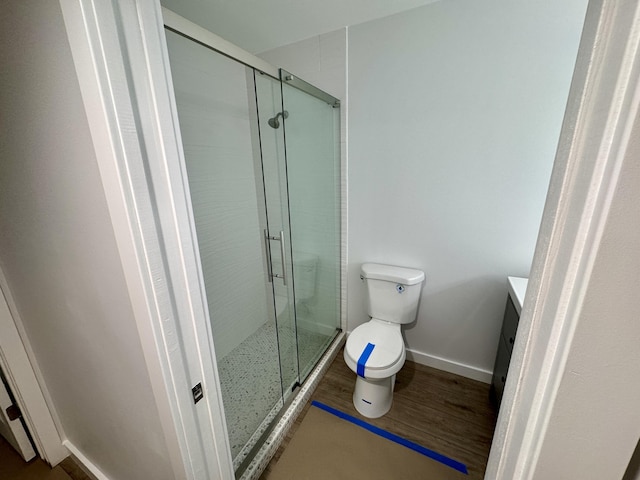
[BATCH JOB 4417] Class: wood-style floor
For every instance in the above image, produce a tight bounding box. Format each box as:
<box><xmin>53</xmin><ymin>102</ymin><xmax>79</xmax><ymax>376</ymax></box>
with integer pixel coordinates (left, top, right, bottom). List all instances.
<box><xmin>261</xmin><ymin>347</ymin><xmax>497</xmax><ymax>479</ymax></box>
<box><xmin>0</xmin><ymin>435</ymin><xmax>92</xmax><ymax>480</ymax></box>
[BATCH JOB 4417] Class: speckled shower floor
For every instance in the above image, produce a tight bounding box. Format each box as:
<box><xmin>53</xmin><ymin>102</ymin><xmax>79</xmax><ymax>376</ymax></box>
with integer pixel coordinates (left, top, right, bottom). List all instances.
<box><xmin>216</xmin><ymin>319</ymin><xmax>334</xmax><ymax>467</ymax></box>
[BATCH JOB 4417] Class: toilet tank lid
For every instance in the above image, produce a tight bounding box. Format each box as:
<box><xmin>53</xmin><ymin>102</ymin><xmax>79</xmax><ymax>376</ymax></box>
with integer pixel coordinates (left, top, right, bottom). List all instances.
<box><xmin>361</xmin><ymin>263</ymin><xmax>425</xmax><ymax>285</ymax></box>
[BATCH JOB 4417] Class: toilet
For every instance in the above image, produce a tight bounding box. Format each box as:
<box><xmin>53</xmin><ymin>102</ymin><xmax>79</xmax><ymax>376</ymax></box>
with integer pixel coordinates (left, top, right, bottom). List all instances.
<box><xmin>344</xmin><ymin>263</ymin><xmax>425</xmax><ymax>418</ymax></box>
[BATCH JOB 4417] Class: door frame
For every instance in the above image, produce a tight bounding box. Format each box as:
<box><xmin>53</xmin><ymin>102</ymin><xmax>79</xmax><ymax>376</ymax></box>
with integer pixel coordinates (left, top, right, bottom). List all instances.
<box><xmin>58</xmin><ymin>0</ymin><xmax>236</xmax><ymax>478</ymax></box>
<box><xmin>486</xmin><ymin>0</ymin><xmax>640</xmax><ymax>477</ymax></box>
<box><xmin>0</xmin><ymin>339</ymin><xmax>37</xmax><ymax>463</ymax></box>
<box><xmin>0</xmin><ymin>268</ymin><xmax>67</xmax><ymax>465</ymax></box>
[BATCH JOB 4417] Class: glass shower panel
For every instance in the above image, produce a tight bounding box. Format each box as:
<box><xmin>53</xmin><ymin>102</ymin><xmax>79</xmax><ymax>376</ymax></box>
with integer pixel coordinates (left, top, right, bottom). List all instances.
<box><xmin>281</xmin><ymin>82</ymin><xmax>341</xmax><ymax>382</ymax></box>
<box><xmin>253</xmin><ymin>71</ymin><xmax>299</xmax><ymax>399</ymax></box>
<box><xmin>164</xmin><ymin>30</ymin><xmax>286</xmax><ymax>465</ymax></box>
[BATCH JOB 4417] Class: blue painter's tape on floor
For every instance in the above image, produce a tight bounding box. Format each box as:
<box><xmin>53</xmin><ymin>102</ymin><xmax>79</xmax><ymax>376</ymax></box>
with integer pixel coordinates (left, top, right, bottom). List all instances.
<box><xmin>357</xmin><ymin>343</ymin><xmax>375</xmax><ymax>377</ymax></box>
<box><xmin>311</xmin><ymin>400</ymin><xmax>468</xmax><ymax>475</ymax></box>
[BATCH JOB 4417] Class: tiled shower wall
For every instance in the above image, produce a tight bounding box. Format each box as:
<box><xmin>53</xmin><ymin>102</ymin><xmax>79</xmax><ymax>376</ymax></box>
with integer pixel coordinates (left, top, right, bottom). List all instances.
<box><xmin>166</xmin><ymin>30</ymin><xmax>271</xmax><ymax>359</ymax></box>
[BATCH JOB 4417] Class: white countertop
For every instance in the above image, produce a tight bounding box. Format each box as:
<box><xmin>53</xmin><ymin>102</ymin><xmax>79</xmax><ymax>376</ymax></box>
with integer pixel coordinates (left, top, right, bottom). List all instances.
<box><xmin>508</xmin><ymin>276</ymin><xmax>528</xmax><ymax>315</ymax></box>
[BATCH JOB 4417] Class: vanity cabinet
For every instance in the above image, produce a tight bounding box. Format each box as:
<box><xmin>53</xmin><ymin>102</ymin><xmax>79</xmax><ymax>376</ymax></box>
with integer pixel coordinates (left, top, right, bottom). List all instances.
<box><xmin>490</xmin><ymin>292</ymin><xmax>521</xmax><ymax>409</ymax></box>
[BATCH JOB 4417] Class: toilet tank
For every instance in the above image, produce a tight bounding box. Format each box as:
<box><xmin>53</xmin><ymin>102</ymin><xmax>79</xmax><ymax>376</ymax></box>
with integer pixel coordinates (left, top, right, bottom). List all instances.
<box><xmin>361</xmin><ymin>263</ymin><xmax>425</xmax><ymax>324</ymax></box>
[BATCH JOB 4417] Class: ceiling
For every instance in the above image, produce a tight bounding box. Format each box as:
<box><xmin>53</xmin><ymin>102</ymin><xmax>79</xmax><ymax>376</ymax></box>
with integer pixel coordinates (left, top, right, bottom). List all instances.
<box><xmin>160</xmin><ymin>0</ymin><xmax>441</xmax><ymax>54</ymax></box>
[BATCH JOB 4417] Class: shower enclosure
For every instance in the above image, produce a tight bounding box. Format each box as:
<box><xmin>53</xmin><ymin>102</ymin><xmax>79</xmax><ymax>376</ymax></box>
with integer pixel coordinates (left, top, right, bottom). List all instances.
<box><xmin>164</xmin><ymin>28</ymin><xmax>341</xmax><ymax>473</ymax></box>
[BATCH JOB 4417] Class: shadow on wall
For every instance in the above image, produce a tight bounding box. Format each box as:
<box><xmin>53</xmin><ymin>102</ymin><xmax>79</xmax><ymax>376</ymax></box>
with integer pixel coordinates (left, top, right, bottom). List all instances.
<box><xmin>402</xmin><ymin>275</ymin><xmax>508</xmax><ymax>368</ymax></box>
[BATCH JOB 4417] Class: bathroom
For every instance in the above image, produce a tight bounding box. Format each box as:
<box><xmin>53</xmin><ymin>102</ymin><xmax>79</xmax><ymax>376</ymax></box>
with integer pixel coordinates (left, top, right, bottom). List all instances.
<box><xmin>157</xmin><ymin>0</ymin><xmax>587</xmax><ymax>475</ymax></box>
<box><xmin>161</xmin><ymin>0</ymin><xmax>590</xmax><ymax>475</ymax></box>
<box><xmin>3</xmin><ymin>0</ymin><xmax>640</xmax><ymax>478</ymax></box>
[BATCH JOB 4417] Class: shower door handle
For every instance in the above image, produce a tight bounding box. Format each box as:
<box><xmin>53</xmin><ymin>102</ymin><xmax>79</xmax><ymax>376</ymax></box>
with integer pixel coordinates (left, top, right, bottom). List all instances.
<box><xmin>263</xmin><ymin>229</ymin><xmax>273</xmax><ymax>283</ymax></box>
<box><xmin>276</xmin><ymin>230</ymin><xmax>287</xmax><ymax>286</ymax></box>
<box><xmin>264</xmin><ymin>229</ymin><xmax>287</xmax><ymax>285</ymax></box>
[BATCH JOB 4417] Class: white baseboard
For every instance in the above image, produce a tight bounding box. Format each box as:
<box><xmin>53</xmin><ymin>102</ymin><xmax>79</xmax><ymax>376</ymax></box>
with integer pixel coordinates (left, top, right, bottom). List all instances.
<box><xmin>405</xmin><ymin>348</ymin><xmax>492</xmax><ymax>384</ymax></box>
<box><xmin>62</xmin><ymin>440</ymin><xmax>108</xmax><ymax>480</ymax></box>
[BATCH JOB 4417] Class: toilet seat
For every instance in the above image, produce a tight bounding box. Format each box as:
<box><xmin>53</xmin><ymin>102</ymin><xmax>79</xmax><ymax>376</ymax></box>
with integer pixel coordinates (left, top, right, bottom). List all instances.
<box><xmin>345</xmin><ymin>319</ymin><xmax>406</xmax><ymax>379</ymax></box>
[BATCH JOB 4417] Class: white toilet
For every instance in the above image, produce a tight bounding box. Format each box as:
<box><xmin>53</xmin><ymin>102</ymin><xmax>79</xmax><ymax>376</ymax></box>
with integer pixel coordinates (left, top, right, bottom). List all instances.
<box><xmin>344</xmin><ymin>263</ymin><xmax>425</xmax><ymax>418</ymax></box>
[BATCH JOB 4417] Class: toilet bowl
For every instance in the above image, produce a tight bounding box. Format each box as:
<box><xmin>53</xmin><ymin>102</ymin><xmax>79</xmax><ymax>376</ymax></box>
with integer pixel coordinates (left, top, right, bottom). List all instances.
<box><xmin>344</xmin><ymin>319</ymin><xmax>406</xmax><ymax>418</ymax></box>
<box><xmin>344</xmin><ymin>263</ymin><xmax>424</xmax><ymax>418</ymax></box>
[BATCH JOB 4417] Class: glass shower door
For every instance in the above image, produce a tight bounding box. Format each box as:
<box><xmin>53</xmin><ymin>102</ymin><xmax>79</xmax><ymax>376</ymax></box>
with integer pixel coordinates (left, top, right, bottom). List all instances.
<box><xmin>164</xmin><ymin>30</ymin><xmax>295</xmax><ymax>468</ymax></box>
<box><xmin>253</xmin><ymin>72</ymin><xmax>300</xmax><ymax>399</ymax></box>
<box><xmin>280</xmin><ymin>73</ymin><xmax>342</xmax><ymax>382</ymax></box>
<box><xmin>164</xmin><ymin>27</ymin><xmax>342</xmax><ymax>474</ymax></box>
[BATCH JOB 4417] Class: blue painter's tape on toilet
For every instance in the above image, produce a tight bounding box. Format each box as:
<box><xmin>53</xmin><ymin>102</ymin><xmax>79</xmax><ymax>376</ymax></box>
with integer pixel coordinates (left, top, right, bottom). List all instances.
<box><xmin>357</xmin><ymin>343</ymin><xmax>375</xmax><ymax>377</ymax></box>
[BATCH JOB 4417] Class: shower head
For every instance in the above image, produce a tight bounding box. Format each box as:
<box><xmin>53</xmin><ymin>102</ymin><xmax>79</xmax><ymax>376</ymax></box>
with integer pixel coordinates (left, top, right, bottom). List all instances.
<box><xmin>267</xmin><ymin>110</ymin><xmax>288</xmax><ymax>129</ymax></box>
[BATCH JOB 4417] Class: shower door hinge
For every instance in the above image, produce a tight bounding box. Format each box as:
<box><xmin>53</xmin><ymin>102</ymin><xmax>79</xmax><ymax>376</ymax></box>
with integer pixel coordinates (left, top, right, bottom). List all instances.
<box><xmin>192</xmin><ymin>383</ymin><xmax>203</xmax><ymax>404</ymax></box>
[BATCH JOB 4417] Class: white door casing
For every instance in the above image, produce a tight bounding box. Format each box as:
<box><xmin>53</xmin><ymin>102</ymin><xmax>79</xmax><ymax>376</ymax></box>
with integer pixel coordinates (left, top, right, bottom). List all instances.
<box><xmin>59</xmin><ymin>0</ymin><xmax>234</xmax><ymax>477</ymax></box>
<box><xmin>486</xmin><ymin>0</ymin><xmax>640</xmax><ymax>478</ymax></box>
<box><xmin>0</xmin><ymin>357</ymin><xmax>36</xmax><ymax>462</ymax></box>
<box><xmin>0</xmin><ymin>271</ymin><xmax>67</xmax><ymax>466</ymax></box>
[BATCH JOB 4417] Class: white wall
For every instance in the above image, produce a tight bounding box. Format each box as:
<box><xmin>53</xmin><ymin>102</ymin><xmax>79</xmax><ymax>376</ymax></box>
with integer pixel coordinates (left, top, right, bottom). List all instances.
<box><xmin>0</xmin><ymin>1</ymin><xmax>174</xmax><ymax>478</ymax></box>
<box><xmin>258</xmin><ymin>0</ymin><xmax>588</xmax><ymax>380</ymax></box>
<box><xmin>347</xmin><ymin>0</ymin><xmax>588</xmax><ymax>379</ymax></box>
<box><xmin>161</xmin><ymin>0</ymin><xmax>438</xmax><ymax>54</ymax></box>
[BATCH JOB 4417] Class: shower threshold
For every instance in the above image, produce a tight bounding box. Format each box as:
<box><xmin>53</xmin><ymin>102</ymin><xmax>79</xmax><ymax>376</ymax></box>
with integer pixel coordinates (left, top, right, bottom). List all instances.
<box><xmin>216</xmin><ymin>319</ymin><xmax>342</xmax><ymax>475</ymax></box>
<box><xmin>234</xmin><ymin>330</ymin><xmax>345</xmax><ymax>480</ymax></box>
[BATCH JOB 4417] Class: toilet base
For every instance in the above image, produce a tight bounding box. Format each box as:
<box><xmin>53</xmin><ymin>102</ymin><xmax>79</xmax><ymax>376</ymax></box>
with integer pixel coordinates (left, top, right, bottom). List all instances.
<box><xmin>352</xmin><ymin>374</ymin><xmax>396</xmax><ymax>418</ymax></box>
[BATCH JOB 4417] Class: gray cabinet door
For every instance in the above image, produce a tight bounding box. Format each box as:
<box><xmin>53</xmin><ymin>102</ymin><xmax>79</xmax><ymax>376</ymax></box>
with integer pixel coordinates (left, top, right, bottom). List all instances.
<box><xmin>502</xmin><ymin>297</ymin><xmax>519</xmax><ymax>353</ymax></box>
<box><xmin>491</xmin><ymin>335</ymin><xmax>510</xmax><ymax>407</ymax></box>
